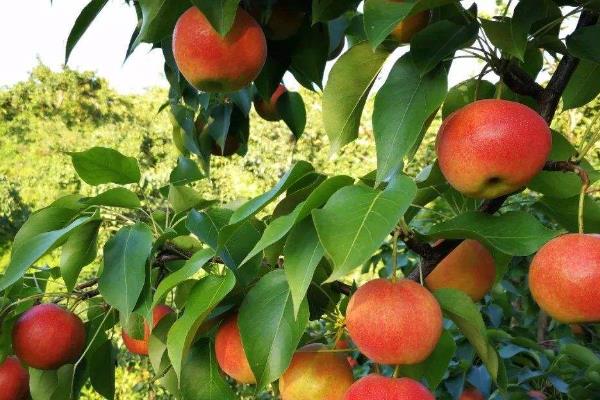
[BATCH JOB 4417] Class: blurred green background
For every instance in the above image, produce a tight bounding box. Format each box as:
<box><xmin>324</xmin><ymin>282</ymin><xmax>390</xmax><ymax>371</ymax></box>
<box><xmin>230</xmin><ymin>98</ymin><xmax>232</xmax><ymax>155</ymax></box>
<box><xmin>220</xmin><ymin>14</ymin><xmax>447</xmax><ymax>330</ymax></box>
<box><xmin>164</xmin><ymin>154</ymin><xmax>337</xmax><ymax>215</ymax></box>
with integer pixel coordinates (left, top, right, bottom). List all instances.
<box><xmin>1</xmin><ymin>65</ymin><xmax>598</xmax><ymax>399</ymax></box>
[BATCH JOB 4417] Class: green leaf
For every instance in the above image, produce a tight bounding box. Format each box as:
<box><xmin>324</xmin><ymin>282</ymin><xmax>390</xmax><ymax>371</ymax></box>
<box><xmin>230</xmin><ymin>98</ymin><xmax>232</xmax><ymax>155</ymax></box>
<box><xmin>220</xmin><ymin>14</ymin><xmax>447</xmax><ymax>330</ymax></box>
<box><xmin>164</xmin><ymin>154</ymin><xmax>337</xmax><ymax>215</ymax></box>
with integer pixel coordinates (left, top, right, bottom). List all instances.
<box><xmin>180</xmin><ymin>339</ymin><xmax>236</xmax><ymax>400</ymax></box>
<box><xmin>411</xmin><ymin>20</ymin><xmax>479</xmax><ymax>75</ymax></box>
<box><xmin>167</xmin><ymin>270</ymin><xmax>236</xmax><ymax>379</ymax></box>
<box><xmin>11</xmin><ymin>198</ymin><xmax>85</xmax><ymax>252</ymax></box>
<box><xmin>480</xmin><ymin>19</ymin><xmax>524</xmax><ymax>61</ymax></box>
<box><xmin>65</xmin><ymin>0</ymin><xmax>108</xmax><ymax>63</ymax></box>
<box><xmin>536</xmin><ymin>195</ymin><xmax>600</xmax><ymax>234</ymax></box>
<box><xmin>313</xmin><ymin>174</ymin><xmax>417</xmax><ymax>281</ymax></box>
<box><xmin>187</xmin><ymin>208</ymin><xmax>232</xmax><ymax>249</ymax></box>
<box><xmin>60</xmin><ymin>220</ymin><xmax>101</xmax><ymax>292</ymax></box>
<box><xmin>363</xmin><ymin>0</ymin><xmax>456</xmax><ymax>49</ymax></box>
<box><xmin>312</xmin><ymin>0</ymin><xmax>361</xmax><ymax>22</ymax></box>
<box><xmin>0</xmin><ymin>214</ymin><xmax>97</xmax><ymax>292</ymax></box>
<box><xmin>528</xmin><ymin>131</ymin><xmax>599</xmax><ymax>198</ymax></box>
<box><xmin>98</xmin><ymin>223</ymin><xmax>153</xmax><ymax>319</ymax></box>
<box><xmin>170</xmin><ymin>156</ymin><xmax>204</xmax><ymax>186</ymax></box>
<box><xmin>88</xmin><ymin>340</ymin><xmax>116</xmax><ymax>400</ymax></box>
<box><xmin>323</xmin><ymin>42</ymin><xmax>389</xmax><ymax>154</ymax></box>
<box><xmin>216</xmin><ymin>218</ymin><xmax>265</xmax><ymax>284</ymax></box>
<box><xmin>562</xmin><ymin>59</ymin><xmax>600</xmax><ymax>110</ymax></box>
<box><xmin>148</xmin><ymin>313</ymin><xmax>177</xmax><ymax>374</ymax></box>
<box><xmin>69</xmin><ymin>147</ymin><xmax>141</xmax><ymax>186</ymax></box>
<box><xmin>373</xmin><ymin>53</ymin><xmax>447</xmax><ymax>183</ymax></box>
<box><xmin>82</xmin><ymin>188</ymin><xmax>141</xmax><ymax>209</ymax></box>
<box><xmin>567</xmin><ymin>24</ymin><xmax>600</xmax><ymax>63</ymax></box>
<box><xmin>284</xmin><ymin>218</ymin><xmax>324</xmax><ymax>317</ymax></box>
<box><xmin>241</xmin><ymin>176</ymin><xmax>354</xmax><ymax>265</ymax></box>
<box><xmin>168</xmin><ymin>185</ymin><xmax>216</xmax><ymax>214</ymax></box>
<box><xmin>562</xmin><ymin>343</ymin><xmax>600</xmax><ymax>367</ymax></box>
<box><xmin>277</xmin><ymin>92</ymin><xmax>306</xmax><ymax>139</ymax></box>
<box><xmin>229</xmin><ymin>161</ymin><xmax>314</xmax><ymax>224</ymax></box>
<box><xmin>482</xmin><ymin>0</ymin><xmax>560</xmax><ymax>61</ymax></box>
<box><xmin>406</xmin><ymin>163</ymin><xmax>450</xmax><ymax>223</ymax></box>
<box><xmin>399</xmin><ymin>329</ymin><xmax>456</xmax><ymax>389</ymax></box>
<box><xmin>442</xmin><ymin>79</ymin><xmax>497</xmax><ymax>119</ymax></box>
<box><xmin>29</xmin><ymin>364</ymin><xmax>75</xmax><ymax>400</ymax></box>
<box><xmin>189</xmin><ymin>0</ymin><xmax>241</xmax><ymax>36</ymax></box>
<box><xmin>152</xmin><ymin>248</ymin><xmax>215</xmax><ymax>308</ymax></box>
<box><xmin>134</xmin><ymin>0</ymin><xmax>190</xmax><ymax>48</ymax></box>
<box><xmin>434</xmin><ymin>288</ymin><xmax>503</xmax><ymax>386</ymax></box>
<box><xmin>426</xmin><ymin>211</ymin><xmax>559</xmax><ymax>256</ymax></box>
<box><xmin>239</xmin><ymin>270</ymin><xmax>309</xmax><ymax>389</ymax></box>
<box><xmin>290</xmin><ymin>24</ymin><xmax>329</xmax><ymax>89</ymax></box>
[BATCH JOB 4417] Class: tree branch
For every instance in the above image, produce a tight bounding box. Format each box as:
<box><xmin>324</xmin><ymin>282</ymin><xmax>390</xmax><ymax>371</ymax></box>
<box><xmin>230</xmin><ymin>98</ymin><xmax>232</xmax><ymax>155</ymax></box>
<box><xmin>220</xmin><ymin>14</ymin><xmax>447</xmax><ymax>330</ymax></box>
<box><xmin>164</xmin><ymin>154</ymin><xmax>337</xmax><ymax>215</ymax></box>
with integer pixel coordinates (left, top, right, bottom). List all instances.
<box><xmin>539</xmin><ymin>11</ymin><xmax>599</xmax><ymax>122</ymax></box>
<box><xmin>406</xmin><ymin>10</ymin><xmax>598</xmax><ymax>282</ymax></box>
<box><xmin>495</xmin><ymin>59</ymin><xmax>544</xmax><ymax>100</ymax></box>
<box><xmin>543</xmin><ymin>160</ymin><xmax>590</xmax><ymax>187</ymax></box>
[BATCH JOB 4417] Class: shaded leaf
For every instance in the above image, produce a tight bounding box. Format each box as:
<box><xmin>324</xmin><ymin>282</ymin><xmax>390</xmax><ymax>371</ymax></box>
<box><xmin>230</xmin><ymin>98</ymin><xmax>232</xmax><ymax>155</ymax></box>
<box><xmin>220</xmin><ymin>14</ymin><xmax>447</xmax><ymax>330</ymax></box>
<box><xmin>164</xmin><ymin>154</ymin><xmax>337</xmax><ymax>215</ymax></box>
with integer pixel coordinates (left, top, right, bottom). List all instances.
<box><xmin>277</xmin><ymin>92</ymin><xmax>306</xmax><ymax>139</ymax></box>
<box><xmin>60</xmin><ymin>220</ymin><xmax>101</xmax><ymax>292</ymax></box>
<box><xmin>241</xmin><ymin>175</ymin><xmax>353</xmax><ymax>265</ymax></box>
<box><xmin>134</xmin><ymin>0</ymin><xmax>189</xmax><ymax>48</ymax></box>
<box><xmin>168</xmin><ymin>185</ymin><xmax>216</xmax><ymax>214</ymax></box>
<box><xmin>363</xmin><ymin>0</ymin><xmax>456</xmax><ymax>48</ymax></box>
<box><xmin>229</xmin><ymin>161</ymin><xmax>314</xmax><ymax>224</ymax></box>
<box><xmin>189</xmin><ymin>0</ymin><xmax>241</xmax><ymax>36</ymax></box>
<box><xmin>536</xmin><ymin>195</ymin><xmax>600</xmax><ymax>234</ymax></box>
<box><xmin>411</xmin><ymin>20</ymin><xmax>479</xmax><ymax>75</ymax></box>
<box><xmin>562</xmin><ymin>59</ymin><xmax>600</xmax><ymax>110</ymax></box>
<box><xmin>180</xmin><ymin>339</ymin><xmax>236</xmax><ymax>400</ymax></box>
<box><xmin>567</xmin><ymin>24</ymin><xmax>600</xmax><ymax>63</ymax></box>
<box><xmin>65</xmin><ymin>0</ymin><xmax>108</xmax><ymax>63</ymax></box>
<box><xmin>442</xmin><ymin>80</ymin><xmax>496</xmax><ymax>119</ymax></box>
<box><xmin>152</xmin><ymin>248</ymin><xmax>215</xmax><ymax>308</ymax></box>
<box><xmin>239</xmin><ymin>270</ymin><xmax>309</xmax><ymax>389</ymax></box>
<box><xmin>88</xmin><ymin>340</ymin><xmax>116</xmax><ymax>400</ymax></box>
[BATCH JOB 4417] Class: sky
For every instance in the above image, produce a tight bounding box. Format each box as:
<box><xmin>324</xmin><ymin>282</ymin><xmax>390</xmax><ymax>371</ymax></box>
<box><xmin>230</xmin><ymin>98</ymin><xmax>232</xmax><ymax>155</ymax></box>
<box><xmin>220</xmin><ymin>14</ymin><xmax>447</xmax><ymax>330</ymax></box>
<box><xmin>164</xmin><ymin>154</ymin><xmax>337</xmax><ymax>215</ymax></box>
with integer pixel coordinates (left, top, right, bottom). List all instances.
<box><xmin>0</xmin><ymin>1</ymin><xmax>501</xmax><ymax>94</ymax></box>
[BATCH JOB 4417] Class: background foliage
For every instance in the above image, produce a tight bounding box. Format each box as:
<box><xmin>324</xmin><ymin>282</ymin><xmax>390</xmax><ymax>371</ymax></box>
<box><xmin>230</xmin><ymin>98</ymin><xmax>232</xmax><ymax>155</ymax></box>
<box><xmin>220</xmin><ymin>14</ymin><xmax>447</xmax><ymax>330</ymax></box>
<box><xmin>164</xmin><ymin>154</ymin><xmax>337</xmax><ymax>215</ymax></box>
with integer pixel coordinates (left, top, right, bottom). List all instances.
<box><xmin>1</xmin><ymin>57</ymin><xmax>600</xmax><ymax>398</ymax></box>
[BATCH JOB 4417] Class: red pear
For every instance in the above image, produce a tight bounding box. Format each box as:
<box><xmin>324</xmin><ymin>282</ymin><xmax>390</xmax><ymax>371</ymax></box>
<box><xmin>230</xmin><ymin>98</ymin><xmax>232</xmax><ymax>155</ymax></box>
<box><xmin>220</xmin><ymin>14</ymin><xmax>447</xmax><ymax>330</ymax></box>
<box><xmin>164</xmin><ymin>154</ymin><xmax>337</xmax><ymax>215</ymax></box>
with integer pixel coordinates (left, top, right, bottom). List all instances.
<box><xmin>173</xmin><ymin>7</ymin><xmax>267</xmax><ymax>92</ymax></box>
<box><xmin>529</xmin><ymin>233</ymin><xmax>600</xmax><ymax>323</ymax></box>
<box><xmin>215</xmin><ymin>315</ymin><xmax>255</xmax><ymax>384</ymax></box>
<box><xmin>436</xmin><ymin>99</ymin><xmax>551</xmax><ymax>199</ymax></box>
<box><xmin>461</xmin><ymin>388</ymin><xmax>485</xmax><ymax>400</ymax></box>
<box><xmin>426</xmin><ymin>239</ymin><xmax>496</xmax><ymax>301</ymax></box>
<box><xmin>122</xmin><ymin>304</ymin><xmax>174</xmax><ymax>356</ymax></box>
<box><xmin>0</xmin><ymin>356</ymin><xmax>29</xmax><ymax>400</ymax></box>
<box><xmin>389</xmin><ymin>1</ymin><xmax>430</xmax><ymax>43</ymax></box>
<box><xmin>344</xmin><ymin>375</ymin><xmax>435</xmax><ymax>400</ymax></box>
<box><xmin>254</xmin><ymin>84</ymin><xmax>287</xmax><ymax>121</ymax></box>
<box><xmin>280</xmin><ymin>344</ymin><xmax>354</xmax><ymax>400</ymax></box>
<box><xmin>345</xmin><ymin>279</ymin><xmax>442</xmax><ymax>365</ymax></box>
<box><xmin>12</xmin><ymin>304</ymin><xmax>86</xmax><ymax>370</ymax></box>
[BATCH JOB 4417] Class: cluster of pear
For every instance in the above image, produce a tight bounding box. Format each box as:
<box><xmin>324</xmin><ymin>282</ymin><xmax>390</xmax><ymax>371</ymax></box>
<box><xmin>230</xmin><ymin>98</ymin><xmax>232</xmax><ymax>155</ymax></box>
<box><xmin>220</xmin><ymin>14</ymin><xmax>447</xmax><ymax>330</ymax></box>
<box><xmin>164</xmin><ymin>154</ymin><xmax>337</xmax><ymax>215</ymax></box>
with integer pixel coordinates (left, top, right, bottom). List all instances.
<box><xmin>205</xmin><ymin>95</ymin><xmax>596</xmax><ymax>398</ymax></box>
<box><xmin>170</xmin><ymin>0</ymin><xmax>430</xmax><ymax>157</ymax></box>
<box><xmin>0</xmin><ymin>304</ymin><xmax>86</xmax><ymax>399</ymax></box>
<box><xmin>438</xmin><ymin>99</ymin><xmax>600</xmax><ymax>326</ymax></box>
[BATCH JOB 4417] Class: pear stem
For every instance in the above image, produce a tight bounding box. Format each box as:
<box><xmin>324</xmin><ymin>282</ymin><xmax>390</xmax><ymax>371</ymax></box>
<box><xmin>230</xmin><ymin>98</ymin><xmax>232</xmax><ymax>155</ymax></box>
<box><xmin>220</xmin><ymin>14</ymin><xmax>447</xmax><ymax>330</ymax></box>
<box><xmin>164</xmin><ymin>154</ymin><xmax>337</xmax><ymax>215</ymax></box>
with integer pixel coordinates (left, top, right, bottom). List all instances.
<box><xmin>391</xmin><ymin>229</ymin><xmax>400</xmax><ymax>283</ymax></box>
